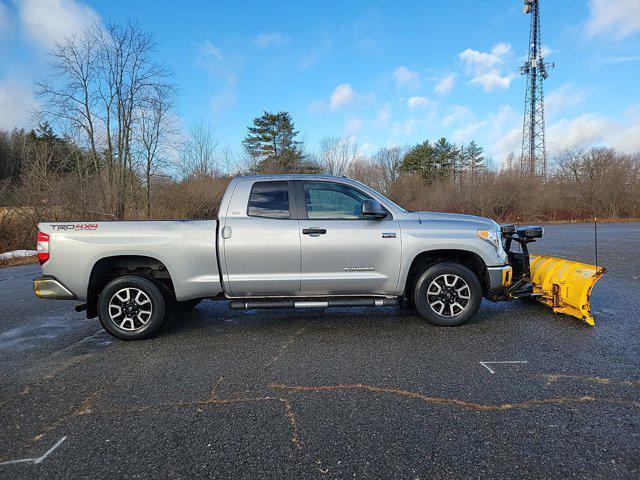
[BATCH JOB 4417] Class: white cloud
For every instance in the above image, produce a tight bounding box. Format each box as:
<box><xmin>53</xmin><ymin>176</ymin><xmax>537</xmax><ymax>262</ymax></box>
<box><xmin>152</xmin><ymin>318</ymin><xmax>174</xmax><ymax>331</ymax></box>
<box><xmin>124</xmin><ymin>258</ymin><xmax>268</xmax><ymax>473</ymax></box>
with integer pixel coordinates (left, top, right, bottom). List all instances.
<box><xmin>393</xmin><ymin>66</ymin><xmax>420</xmax><ymax>90</ymax></box>
<box><xmin>452</xmin><ymin>105</ymin><xmax>519</xmax><ymax>165</ymax></box>
<box><xmin>344</xmin><ymin>116</ymin><xmax>363</xmax><ymax>135</ymax></box>
<box><xmin>441</xmin><ymin>105</ymin><xmax>473</xmax><ymax>127</ymax></box>
<box><xmin>18</xmin><ymin>0</ymin><xmax>100</xmax><ymax>49</ymax></box>
<box><xmin>330</xmin><ymin>83</ymin><xmax>357</xmax><ymax>110</ymax></box>
<box><xmin>547</xmin><ymin>114</ymin><xmax>615</xmax><ymax>153</ymax></box>
<box><xmin>459</xmin><ymin>43</ymin><xmax>514</xmax><ymax>92</ymax></box>
<box><xmin>200</xmin><ymin>40</ymin><xmax>225</xmax><ymax>62</ymax></box>
<box><xmin>298</xmin><ymin>31</ymin><xmax>331</xmax><ymax>70</ymax></box>
<box><xmin>540</xmin><ymin>44</ymin><xmax>554</xmax><ymax>58</ymax></box>
<box><xmin>546</xmin><ymin>110</ymin><xmax>640</xmax><ymax>155</ymax></box>
<box><xmin>359</xmin><ymin>141</ymin><xmax>377</xmax><ymax>155</ymax></box>
<box><xmin>609</xmin><ymin>118</ymin><xmax>640</xmax><ymax>153</ymax></box>
<box><xmin>0</xmin><ymin>77</ymin><xmax>38</xmax><ymax>130</ymax></box>
<box><xmin>453</xmin><ymin>120</ymin><xmax>486</xmax><ymax>143</ymax></box>
<box><xmin>480</xmin><ymin>109</ymin><xmax>640</xmax><ymax>165</ymax></box>
<box><xmin>459</xmin><ymin>43</ymin><xmax>510</xmax><ymax>69</ymax></box>
<box><xmin>434</xmin><ymin>73</ymin><xmax>456</xmax><ymax>95</ymax></box>
<box><xmin>252</xmin><ymin>32</ymin><xmax>288</xmax><ymax>48</ymax></box>
<box><xmin>392</xmin><ymin>118</ymin><xmax>418</xmax><ymax>136</ymax></box>
<box><xmin>586</xmin><ymin>0</ymin><xmax>640</xmax><ymax>40</ymax></box>
<box><xmin>310</xmin><ymin>83</ymin><xmax>370</xmax><ymax>114</ymax></box>
<box><xmin>545</xmin><ymin>82</ymin><xmax>586</xmax><ymax>114</ymax></box>
<box><xmin>469</xmin><ymin>69</ymin><xmax>515</xmax><ymax>91</ymax></box>
<box><xmin>376</xmin><ymin>104</ymin><xmax>391</xmax><ymax>126</ymax></box>
<box><xmin>210</xmin><ymin>89</ymin><xmax>236</xmax><ymax>115</ymax></box>
<box><xmin>198</xmin><ymin>41</ymin><xmax>238</xmax><ymax>116</ymax></box>
<box><xmin>480</xmin><ymin>108</ymin><xmax>640</xmax><ymax>158</ymax></box>
<box><xmin>601</xmin><ymin>55</ymin><xmax>640</xmax><ymax>64</ymax></box>
<box><xmin>308</xmin><ymin>99</ymin><xmax>326</xmax><ymax>114</ymax></box>
<box><xmin>406</xmin><ymin>96</ymin><xmax>431</xmax><ymax>109</ymax></box>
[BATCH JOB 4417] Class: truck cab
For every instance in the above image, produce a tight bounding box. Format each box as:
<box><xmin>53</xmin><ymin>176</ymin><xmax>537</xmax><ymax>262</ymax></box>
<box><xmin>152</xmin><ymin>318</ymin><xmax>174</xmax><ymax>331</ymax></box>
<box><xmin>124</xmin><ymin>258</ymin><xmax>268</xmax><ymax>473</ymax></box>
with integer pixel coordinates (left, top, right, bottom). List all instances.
<box><xmin>218</xmin><ymin>174</ymin><xmax>509</xmax><ymax>300</ymax></box>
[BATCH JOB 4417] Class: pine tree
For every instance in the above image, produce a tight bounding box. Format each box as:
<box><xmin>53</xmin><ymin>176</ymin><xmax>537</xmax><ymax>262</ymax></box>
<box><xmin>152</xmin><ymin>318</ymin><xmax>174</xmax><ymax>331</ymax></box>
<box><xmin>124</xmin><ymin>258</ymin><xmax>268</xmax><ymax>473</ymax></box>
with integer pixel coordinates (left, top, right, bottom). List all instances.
<box><xmin>242</xmin><ymin>111</ymin><xmax>305</xmax><ymax>173</ymax></box>
<box><xmin>433</xmin><ymin>137</ymin><xmax>458</xmax><ymax>181</ymax></box>
<box><xmin>400</xmin><ymin>140</ymin><xmax>437</xmax><ymax>182</ymax></box>
<box><xmin>464</xmin><ymin>141</ymin><xmax>485</xmax><ymax>177</ymax></box>
<box><xmin>35</xmin><ymin>122</ymin><xmax>58</xmax><ymax>143</ymax></box>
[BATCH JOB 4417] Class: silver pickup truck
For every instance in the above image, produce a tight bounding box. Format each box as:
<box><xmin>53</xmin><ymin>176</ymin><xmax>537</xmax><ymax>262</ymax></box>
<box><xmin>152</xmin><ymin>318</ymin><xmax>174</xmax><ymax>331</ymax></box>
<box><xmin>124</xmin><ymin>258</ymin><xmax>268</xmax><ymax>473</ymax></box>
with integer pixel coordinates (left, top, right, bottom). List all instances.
<box><xmin>34</xmin><ymin>174</ymin><xmax>515</xmax><ymax>339</ymax></box>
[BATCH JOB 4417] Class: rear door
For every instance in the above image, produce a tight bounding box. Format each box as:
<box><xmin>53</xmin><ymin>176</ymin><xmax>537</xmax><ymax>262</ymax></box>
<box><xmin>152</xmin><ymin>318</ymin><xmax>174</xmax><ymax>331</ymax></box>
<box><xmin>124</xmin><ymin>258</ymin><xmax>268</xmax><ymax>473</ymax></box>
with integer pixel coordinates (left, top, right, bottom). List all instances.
<box><xmin>221</xmin><ymin>180</ymin><xmax>301</xmax><ymax>296</ymax></box>
<box><xmin>297</xmin><ymin>180</ymin><xmax>402</xmax><ymax>296</ymax></box>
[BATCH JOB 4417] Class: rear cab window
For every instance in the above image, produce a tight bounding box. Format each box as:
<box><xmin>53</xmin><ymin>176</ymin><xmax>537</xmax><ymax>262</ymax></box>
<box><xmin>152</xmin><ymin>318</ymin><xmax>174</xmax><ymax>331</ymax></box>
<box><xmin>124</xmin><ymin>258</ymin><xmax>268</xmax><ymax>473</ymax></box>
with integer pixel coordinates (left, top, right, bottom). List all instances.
<box><xmin>247</xmin><ymin>181</ymin><xmax>290</xmax><ymax>219</ymax></box>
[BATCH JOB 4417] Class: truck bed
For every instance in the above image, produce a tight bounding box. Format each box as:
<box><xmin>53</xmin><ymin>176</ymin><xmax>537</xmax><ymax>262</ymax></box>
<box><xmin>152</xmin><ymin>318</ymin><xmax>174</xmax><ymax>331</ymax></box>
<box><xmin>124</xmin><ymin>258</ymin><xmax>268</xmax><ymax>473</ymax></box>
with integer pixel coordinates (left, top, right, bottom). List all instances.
<box><xmin>38</xmin><ymin>220</ymin><xmax>223</xmax><ymax>301</ymax></box>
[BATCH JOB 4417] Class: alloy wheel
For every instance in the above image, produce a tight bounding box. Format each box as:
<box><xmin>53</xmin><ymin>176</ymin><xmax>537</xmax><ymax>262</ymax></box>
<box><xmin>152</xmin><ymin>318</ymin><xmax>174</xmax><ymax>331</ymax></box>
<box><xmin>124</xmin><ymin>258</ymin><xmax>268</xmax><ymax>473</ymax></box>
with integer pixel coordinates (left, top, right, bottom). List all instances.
<box><xmin>426</xmin><ymin>274</ymin><xmax>471</xmax><ymax>317</ymax></box>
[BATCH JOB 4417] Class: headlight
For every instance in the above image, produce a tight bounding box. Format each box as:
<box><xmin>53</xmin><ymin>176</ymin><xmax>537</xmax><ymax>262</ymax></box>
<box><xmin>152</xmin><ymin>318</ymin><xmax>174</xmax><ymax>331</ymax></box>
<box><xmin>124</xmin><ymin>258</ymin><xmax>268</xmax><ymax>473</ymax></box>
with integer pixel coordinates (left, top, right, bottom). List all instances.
<box><xmin>477</xmin><ymin>227</ymin><xmax>501</xmax><ymax>250</ymax></box>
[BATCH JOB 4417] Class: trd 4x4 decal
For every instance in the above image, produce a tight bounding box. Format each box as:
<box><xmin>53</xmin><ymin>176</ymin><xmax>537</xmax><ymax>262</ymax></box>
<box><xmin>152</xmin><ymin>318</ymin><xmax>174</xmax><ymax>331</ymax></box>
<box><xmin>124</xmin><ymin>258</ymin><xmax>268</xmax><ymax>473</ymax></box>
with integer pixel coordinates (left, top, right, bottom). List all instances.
<box><xmin>50</xmin><ymin>224</ymin><xmax>99</xmax><ymax>231</ymax></box>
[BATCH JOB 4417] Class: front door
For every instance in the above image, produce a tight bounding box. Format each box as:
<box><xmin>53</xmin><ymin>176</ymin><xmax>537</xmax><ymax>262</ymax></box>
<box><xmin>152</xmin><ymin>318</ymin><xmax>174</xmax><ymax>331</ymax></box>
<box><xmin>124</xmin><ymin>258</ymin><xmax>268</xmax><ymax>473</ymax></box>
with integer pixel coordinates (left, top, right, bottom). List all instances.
<box><xmin>222</xmin><ymin>180</ymin><xmax>301</xmax><ymax>296</ymax></box>
<box><xmin>297</xmin><ymin>180</ymin><xmax>402</xmax><ymax>296</ymax></box>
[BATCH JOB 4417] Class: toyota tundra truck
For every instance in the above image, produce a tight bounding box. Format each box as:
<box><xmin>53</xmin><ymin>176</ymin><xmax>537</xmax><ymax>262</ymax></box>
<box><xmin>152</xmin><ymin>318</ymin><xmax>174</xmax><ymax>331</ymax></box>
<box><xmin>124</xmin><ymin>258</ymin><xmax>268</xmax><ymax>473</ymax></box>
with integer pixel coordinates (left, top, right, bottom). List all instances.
<box><xmin>33</xmin><ymin>174</ymin><xmax>525</xmax><ymax>340</ymax></box>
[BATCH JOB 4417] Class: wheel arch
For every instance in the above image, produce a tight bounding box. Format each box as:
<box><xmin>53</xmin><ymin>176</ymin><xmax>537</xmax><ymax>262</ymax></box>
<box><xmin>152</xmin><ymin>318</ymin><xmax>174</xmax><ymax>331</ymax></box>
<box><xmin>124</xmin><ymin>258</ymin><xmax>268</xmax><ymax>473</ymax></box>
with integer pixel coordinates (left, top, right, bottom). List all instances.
<box><xmin>403</xmin><ymin>249</ymin><xmax>489</xmax><ymax>300</ymax></box>
<box><xmin>86</xmin><ymin>255</ymin><xmax>175</xmax><ymax>319</ymax></box>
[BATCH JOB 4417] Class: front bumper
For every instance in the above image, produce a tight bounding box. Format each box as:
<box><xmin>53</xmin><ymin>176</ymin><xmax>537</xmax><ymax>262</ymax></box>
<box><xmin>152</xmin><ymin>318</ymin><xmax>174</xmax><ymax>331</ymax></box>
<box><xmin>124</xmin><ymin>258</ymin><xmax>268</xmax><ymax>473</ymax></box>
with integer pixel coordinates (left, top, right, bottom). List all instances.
<box><xmin>33</xmin><ymin>276</ymin><xmax>76</xmax><ymax>300</ymax></box>
<box><xmin>486</xmin><ymin>265</ymin><xmax>513</xmax><ymax>297</ymax></box>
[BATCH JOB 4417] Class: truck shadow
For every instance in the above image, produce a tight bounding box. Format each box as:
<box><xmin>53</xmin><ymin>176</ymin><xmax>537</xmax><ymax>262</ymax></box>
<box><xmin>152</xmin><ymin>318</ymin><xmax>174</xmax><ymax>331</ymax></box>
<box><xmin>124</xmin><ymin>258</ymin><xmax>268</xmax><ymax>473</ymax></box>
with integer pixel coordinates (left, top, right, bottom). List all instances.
<box><xmin>158</xmin><ymin>299</ymin><xmax>542</xmax><ymax>338</ymax></box>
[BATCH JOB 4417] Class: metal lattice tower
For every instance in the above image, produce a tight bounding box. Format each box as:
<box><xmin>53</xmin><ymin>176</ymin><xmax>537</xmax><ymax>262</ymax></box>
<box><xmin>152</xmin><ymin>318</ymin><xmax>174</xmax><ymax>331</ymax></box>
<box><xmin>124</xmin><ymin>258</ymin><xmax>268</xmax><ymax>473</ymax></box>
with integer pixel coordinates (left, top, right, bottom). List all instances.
<box><xmin>519</xmin><ymin>0</ymin><xmax>553</xmax><ymax>177</ymax></box>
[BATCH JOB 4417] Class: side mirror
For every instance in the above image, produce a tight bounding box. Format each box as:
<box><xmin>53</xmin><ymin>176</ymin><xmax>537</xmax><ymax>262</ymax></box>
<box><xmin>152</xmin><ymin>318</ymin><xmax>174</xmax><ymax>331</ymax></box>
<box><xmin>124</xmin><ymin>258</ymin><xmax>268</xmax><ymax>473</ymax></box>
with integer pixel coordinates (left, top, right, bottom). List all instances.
<box><xmin>361</xmin><ymin>200</ymin><xmax>387</xmax><ymax>220</ymax></box>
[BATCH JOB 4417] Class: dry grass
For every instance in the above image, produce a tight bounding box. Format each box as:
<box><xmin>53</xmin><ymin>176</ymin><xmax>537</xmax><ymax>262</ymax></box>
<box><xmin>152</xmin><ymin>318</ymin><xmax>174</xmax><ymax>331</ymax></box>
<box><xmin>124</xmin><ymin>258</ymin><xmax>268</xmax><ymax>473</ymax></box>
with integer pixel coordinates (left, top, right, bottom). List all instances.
<box><xmin>0</xmin><ymin>254</ymin><xmax>38</xmax><ymax>268</ymax></box>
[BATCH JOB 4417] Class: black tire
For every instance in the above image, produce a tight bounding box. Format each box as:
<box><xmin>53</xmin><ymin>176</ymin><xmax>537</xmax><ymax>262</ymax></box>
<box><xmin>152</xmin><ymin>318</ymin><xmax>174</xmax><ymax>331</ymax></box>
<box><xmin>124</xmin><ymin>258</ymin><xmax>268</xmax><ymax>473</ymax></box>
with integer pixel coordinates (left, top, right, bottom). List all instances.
<box><xmin>174</xmin><ymin>299</ymin><xmax>202</xmax><ymax>311</ymax></box>
<box><xmin>413</xmin><ymin>262</ymin><xmax>482</xmax><ymax>327</ymax></box>
<box><xmin>98</xmin><ymin>275</ymin><xmax>167</xmax><ymax>340</ymax></box>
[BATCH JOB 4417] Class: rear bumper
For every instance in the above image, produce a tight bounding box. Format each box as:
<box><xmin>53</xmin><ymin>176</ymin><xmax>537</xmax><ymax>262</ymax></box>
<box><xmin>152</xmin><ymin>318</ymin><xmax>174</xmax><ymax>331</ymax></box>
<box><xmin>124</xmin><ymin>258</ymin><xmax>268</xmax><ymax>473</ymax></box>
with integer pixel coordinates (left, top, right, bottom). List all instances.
<box><xmin>486</xmin><ymin>265</ymin><xmax>513</xmax><ymax>297</ymax></box>
<box><xmin>33</xmin><ymin>276</ymin><xmax>76</xmax><ymax>300</ymax></box>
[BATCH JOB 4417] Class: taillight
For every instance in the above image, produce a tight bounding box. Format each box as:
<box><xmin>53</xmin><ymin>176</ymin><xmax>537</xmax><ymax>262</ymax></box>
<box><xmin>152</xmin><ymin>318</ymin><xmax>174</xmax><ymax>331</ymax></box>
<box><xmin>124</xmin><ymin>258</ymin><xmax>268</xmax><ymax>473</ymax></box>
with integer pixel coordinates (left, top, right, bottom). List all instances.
<box><xmin>37</xmin><ymin>231</ymin><xmax>50</xmax><ymax>264</ymax></box>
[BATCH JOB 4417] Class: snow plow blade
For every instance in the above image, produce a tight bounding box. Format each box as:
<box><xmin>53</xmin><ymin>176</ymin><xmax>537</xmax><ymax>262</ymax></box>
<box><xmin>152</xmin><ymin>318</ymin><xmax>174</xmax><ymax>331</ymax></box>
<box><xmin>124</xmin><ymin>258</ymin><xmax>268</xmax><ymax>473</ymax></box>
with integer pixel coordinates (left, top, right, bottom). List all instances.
<box><xmin>529</xmin><ymin>254</ymin><xmax>606</xmax><ymax>325</ymax></box>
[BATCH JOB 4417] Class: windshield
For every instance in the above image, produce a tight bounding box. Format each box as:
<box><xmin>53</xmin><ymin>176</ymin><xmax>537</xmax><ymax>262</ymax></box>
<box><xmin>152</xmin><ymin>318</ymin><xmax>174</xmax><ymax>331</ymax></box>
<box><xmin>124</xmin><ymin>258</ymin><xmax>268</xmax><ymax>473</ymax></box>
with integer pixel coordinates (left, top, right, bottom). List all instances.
<box><xmin>352</xmin><ymin>181</ymin><xmax>409</xmax><ymax>213</ymax></box>
<box><xmin>379</xmin><ymin>195</ymin><xmax>409</xmax><ymax>213</ymax></box>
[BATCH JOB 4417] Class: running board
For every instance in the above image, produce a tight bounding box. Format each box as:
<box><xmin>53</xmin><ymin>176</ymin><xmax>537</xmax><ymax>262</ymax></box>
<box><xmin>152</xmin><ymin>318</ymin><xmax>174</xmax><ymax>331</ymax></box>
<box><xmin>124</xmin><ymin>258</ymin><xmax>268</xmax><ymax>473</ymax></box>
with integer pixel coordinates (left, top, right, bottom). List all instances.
<box><xmin>229</xmin><ymin>297</ymin><xmax>401</xmax><ymax>310</ymax></box>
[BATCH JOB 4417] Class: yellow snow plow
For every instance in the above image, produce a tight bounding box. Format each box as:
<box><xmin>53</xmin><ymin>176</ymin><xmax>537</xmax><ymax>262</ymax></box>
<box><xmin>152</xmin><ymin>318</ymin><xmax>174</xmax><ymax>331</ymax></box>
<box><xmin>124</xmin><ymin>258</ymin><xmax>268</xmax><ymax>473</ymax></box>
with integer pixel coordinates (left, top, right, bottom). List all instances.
<box><xmin>529</xmin><ymin>254</ymin><xmax>605</xmax><ymax>325</ymax></box>
<box><xmin>500</xmin><ymin>225</ymin><xmax>605</xmax><ymax>325</ymax></box>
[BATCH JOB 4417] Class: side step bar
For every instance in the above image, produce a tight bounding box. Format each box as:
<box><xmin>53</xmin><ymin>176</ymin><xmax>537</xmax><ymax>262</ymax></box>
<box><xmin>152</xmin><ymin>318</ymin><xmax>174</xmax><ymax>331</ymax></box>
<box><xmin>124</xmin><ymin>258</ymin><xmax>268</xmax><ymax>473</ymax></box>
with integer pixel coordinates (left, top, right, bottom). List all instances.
<box><xmin>229</xmin><ymin>297</ymin><xmax>401</xmax><ymax>310</ymax></box>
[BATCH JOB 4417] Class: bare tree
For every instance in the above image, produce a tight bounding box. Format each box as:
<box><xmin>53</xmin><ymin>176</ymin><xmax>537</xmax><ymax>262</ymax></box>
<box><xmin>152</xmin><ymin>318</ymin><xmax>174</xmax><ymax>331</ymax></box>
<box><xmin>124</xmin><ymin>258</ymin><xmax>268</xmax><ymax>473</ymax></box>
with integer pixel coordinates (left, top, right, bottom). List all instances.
<box><xmin>318</xmin><ymin>136</ymin><xmax>363</xmax><ymax>176</ymax></box>
<box><xmin>181</xmin><ymin>120</ymin><xmax>220</xmax><ymax>178</ymax></box>
<box><xmin>36</xmin><ymin>26</ymin><xmax>103</xmax><ymax>200</ymax></box>
<box><xmin>37</xmin><ymin>20</ymin><xmax>174</xmax><ymax>219</ymax></box>
<box><xmin>97</xmin><ymin>21</ymin><xmax>172</xmax><ymax>218</ymax></box>
<box><xmin>371</xmin><ymin>146</ymin><xmax>405</xmax><ymax>194</ymax></box>
<box><xmin>136</xmin><ymin>83</ymin><xmax>178</xmax><ymax>217</ymax></box>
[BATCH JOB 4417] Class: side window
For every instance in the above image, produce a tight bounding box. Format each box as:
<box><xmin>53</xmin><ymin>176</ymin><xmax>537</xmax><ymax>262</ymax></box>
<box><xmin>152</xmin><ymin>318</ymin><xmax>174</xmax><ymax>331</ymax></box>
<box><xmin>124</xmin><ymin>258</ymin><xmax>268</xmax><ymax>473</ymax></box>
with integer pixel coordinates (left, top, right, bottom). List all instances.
<box><xmin>247</xmin><ymin>181</ymin><xmax>290</xmax><ymax>219</ymax></box>
<box><xmin>303</xmin><ymin>181</ymin><xmax>373</xmax><ymax>220</ymax></box>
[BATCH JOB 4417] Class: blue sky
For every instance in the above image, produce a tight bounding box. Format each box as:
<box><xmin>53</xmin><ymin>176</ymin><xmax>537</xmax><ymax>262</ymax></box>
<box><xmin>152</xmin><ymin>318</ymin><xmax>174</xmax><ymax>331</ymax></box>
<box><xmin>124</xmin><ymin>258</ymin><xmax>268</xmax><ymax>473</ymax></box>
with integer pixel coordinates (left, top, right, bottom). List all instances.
<box><xmin>1</xmin><ymin>0</ymin><xmax>639</xmax><ymax>164</ymax></box>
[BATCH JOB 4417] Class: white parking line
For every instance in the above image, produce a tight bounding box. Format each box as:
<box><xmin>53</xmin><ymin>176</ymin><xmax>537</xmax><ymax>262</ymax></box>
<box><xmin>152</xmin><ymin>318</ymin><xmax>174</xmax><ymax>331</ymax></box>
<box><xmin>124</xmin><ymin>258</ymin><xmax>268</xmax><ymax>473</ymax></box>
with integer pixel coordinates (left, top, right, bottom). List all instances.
<box><xmin>479</xmin><ymin>361</ymin><xmax>528</xmax><ymax>374</ymax></box>
<box><xmin>0</xmin><ymin>436</ymin><xmax>67</xmax><ymax>467</ymax></box>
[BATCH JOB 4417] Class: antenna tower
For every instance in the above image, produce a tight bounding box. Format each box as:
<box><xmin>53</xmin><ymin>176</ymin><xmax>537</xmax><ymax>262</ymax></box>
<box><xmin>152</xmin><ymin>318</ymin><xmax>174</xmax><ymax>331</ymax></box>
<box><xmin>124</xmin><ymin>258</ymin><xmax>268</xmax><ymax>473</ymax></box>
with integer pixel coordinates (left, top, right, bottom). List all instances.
<box><xmin>520</xmin><ymin>0</ymin><xmax>554</xmax><ymax>177</ymax></box>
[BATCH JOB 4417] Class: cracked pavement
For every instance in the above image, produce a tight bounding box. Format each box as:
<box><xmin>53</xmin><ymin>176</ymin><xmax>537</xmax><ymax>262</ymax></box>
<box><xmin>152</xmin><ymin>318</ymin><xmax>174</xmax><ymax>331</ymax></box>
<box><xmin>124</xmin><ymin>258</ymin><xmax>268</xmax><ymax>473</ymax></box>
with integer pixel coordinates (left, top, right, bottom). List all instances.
<box><xmin>0</xmin><ymin>222</ymin><xmax>639</xmax><ymax>479</ymax></box>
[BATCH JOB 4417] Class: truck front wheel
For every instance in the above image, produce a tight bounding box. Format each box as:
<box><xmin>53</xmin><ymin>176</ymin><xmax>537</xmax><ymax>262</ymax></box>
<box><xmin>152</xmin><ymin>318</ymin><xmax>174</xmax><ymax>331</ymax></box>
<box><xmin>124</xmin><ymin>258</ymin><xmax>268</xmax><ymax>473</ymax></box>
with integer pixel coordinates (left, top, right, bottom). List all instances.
<box><xmin>98</xmin><ymin>275</ymin><xmax>167</xmax><ymax>340</ymax></box>
<box><xmin>413</xmin><ymin>262</ymin><xmax>482</xmax><ymax>327</ymax></box>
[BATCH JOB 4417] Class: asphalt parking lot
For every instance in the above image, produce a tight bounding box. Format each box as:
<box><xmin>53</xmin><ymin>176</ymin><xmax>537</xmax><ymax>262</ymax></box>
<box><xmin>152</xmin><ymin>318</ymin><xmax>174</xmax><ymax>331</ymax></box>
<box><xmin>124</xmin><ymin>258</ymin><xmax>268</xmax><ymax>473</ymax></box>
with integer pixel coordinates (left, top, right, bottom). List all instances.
<box><xmin>0</xmin><ymin>222</ymin><xmax>638</xmax><ymax>479</ymax></box>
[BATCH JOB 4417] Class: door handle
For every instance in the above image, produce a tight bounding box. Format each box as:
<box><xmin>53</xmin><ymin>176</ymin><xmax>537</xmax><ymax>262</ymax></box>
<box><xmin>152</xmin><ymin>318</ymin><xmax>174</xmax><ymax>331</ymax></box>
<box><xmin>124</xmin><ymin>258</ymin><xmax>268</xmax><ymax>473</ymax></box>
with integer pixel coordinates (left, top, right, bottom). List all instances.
<box><xmin>302</xmin><ymin>227</ymin><xmax>327</xmax><ymax>235</ymax></box>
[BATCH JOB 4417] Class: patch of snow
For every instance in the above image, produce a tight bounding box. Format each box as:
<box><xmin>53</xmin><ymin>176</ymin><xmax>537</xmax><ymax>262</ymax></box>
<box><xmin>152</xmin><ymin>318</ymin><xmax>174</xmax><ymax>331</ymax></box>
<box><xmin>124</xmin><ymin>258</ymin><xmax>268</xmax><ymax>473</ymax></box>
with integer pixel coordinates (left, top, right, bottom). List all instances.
<box><xmin>0</xmin><ymin>250</ymin><xmax>37</xmax><ymax>261</ymax></box>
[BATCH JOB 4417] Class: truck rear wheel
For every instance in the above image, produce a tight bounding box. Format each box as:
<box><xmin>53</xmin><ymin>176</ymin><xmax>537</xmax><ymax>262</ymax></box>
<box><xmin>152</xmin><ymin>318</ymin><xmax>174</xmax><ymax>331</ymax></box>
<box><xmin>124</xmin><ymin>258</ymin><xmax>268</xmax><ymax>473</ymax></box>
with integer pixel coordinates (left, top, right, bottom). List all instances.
<box><xmin>98</xmin><ymin>275</ymin><xmax>167</xmax><ymax>340</ymax></box>
<box><xmin>413</xmin><ymin>262</ymin><xmax>482</xmax><ymax>326</ymax></box>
